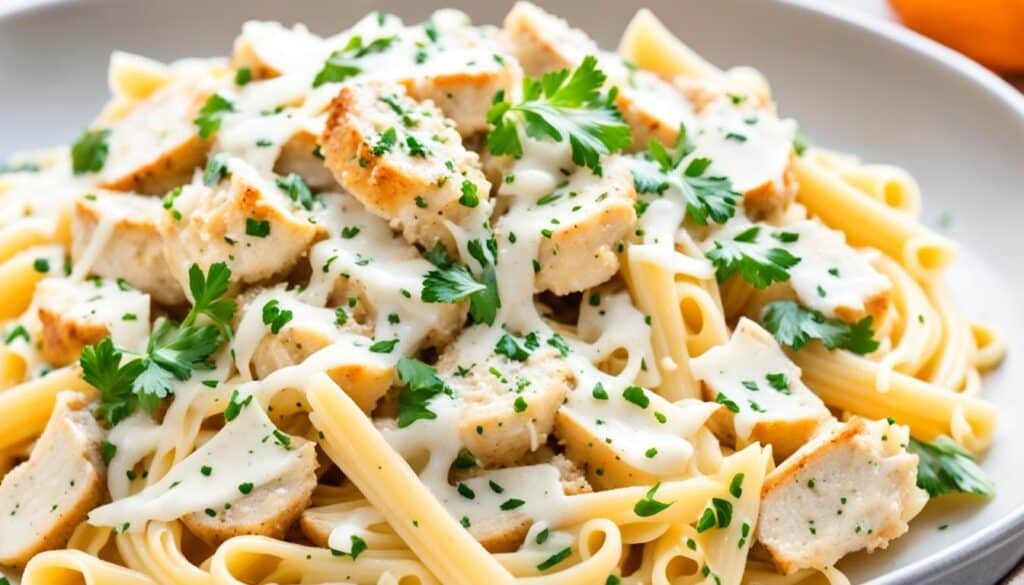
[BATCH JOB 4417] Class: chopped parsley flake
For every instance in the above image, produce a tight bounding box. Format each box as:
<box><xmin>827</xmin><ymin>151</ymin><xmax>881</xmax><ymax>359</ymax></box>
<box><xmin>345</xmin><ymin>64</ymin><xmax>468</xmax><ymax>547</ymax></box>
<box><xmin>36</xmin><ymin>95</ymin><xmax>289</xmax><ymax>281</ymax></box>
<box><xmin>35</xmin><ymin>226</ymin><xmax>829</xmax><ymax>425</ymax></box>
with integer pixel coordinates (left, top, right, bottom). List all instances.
<box><xmin>536</xmin><ymin>547</ymin><xmax>572</xmax><ymax>571</ymax></box>
<box><xmin>194</xmin><ymin>93</ymin><xmax>235</xmax><ymax>139</ymax></box>
<box><xmin>261</xmin><ymin>300</ymin><xmax>294</xmax><ymax>334</ymax></box>
<box><xmin>245</xmin><ymin>218</ymin><xmax>271</xmax><ymax>237</ymax></box>
<box><xmin>71</xmin><ymin>128</ymin><xmax>111</xmax><ymax>174</ymax></box>
<box><xmin>622</xmin><ymin>385</ymin><xmax>649</xmax><ymax>409</ymax></box>
<box><xmin>633</xmin><ymin>482</ymin><xmax>674</xmax><ymax>517</ymax></box>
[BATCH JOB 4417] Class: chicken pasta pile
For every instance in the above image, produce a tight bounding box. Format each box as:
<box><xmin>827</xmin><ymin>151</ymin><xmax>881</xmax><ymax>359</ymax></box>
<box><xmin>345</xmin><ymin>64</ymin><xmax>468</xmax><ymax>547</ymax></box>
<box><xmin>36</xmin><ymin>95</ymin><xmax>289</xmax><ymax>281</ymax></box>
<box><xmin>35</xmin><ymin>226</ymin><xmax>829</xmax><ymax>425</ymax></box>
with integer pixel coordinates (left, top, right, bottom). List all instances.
<box><xmin>0</xmin><ymin>4</ymin><xmax>1005</xmax><ymax>584</ymax></box>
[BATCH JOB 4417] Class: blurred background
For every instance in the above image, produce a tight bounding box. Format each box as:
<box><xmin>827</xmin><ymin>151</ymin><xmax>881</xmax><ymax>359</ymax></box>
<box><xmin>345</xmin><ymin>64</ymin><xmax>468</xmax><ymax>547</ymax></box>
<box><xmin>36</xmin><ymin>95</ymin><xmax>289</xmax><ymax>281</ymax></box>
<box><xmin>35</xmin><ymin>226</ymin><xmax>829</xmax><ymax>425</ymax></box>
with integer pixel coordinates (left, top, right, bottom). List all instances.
<box><xmin>834</xmin><ymin>0</ymin><xmax>1024</xmax><ymax>91</ymax></box>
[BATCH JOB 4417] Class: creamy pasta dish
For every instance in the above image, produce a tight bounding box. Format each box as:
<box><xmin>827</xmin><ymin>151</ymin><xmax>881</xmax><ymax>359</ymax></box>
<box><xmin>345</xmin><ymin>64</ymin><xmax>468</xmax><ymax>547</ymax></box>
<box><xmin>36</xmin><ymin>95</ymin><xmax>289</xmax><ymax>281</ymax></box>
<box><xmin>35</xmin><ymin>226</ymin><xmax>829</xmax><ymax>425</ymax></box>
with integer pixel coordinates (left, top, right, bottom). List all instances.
<box><xmin>0</xmin><ymin>4</ymin><xmax>1007</xmax><ymax>584</ymax></box>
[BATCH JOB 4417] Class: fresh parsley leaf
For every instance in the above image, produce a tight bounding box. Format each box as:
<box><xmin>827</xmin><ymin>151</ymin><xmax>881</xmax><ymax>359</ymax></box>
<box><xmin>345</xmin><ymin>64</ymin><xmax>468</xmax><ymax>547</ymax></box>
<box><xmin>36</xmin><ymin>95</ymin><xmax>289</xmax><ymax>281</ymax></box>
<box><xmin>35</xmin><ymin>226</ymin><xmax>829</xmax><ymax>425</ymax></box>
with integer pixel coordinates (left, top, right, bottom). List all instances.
<box><xmin>729</xmin><ymin>473</ymin><xmax>744</xmax><ymax>498</ymax></box>
<box><xmin>194</xmin><ymin>93</ymin><xmax>235</xmax><ymax>139</ymax></box>
<box><xmin>132</xmin><ymin>355</ymin><xmax>178</xmax><ymax>412</ymax></box>
<box><xmin>631</xmin><ymin>125</ymin><xmax>740</xmax><ymax>225</ymax></box>
<box><xmin>314</xmin><ymin>59</ymin><xmax>360</xmax><ymax>88</ymax></box>
<box><xmin>80</xmin><ymin>264</ymin><xmax>234</xmax><ymax>425</ymax></box>
<box><xmin>144</xmin><ymin>319</ymin><xmax>220</xmax><ymax>382</ymax></box>
<box><xmin>100</xmin><ymin>440</ymin><xmax>118</xmax><ymax>464</ymax></box>
<box><xmin>679</xmin><ymin>157</ymin><xmax>742</xmax><ymax>225</ymax></box>
<box><xmin>696</xmin><ymin>507</ymin><xmax>716</xmax><ymax>533</ymax></box>
<box><xmin>486</xmin><ymin>55</ymin><xmax>631</xmax><ymax>175</ymax></box>
<box><xmin>246</xmin><ymin>218</ymin><xmax>271</xmax><ymax>237</ymax></box>
<box><xmin>465</xmin><ymin>238</ymin><xmax>501</xmax><ymax>325</ymax></box>
<box><xmin>715</xmin><ymin>391</ymin><xmax>740</xmax><ymax>413</ymax></box>
<box><xmin>546</xmin><ymin>333</ymin><xmax>570</xmax><ymax>357</ymax></box>
<box><xmin>80</xmin><ymin>337</ymin><xmax>144</xmax><ymax>425</ymax></box>
<box><xmin>765</xmin><ymin>372</ymin><xmax>790</xmax><ymax>394</ymax></box>
<box><xmin>706</xmin><ymin>226</ymin><xmax>800</xmax><ymax>288</ymax></box>
<box><xmin>630</xmin><ymin>157</ymin><xmax>669</xmax><ymax>195</ymax></box>
<box><xmin>272</xmin><ymin>429</ymin><xmax>292</xmax><ymax>450</ymax></box>
<box><xmin>696</xmin><ymin>498</ymin><xmax>733</xmax><ymax>532</ymax></box>
<box><xmin>405</xmin><ymin>135</ymin><xmax>429</xmax><ymax>157</ymax></box>
<box><xmin>711</xmin><ymin>497</ymin><xmax>733</xmax><ymax>528</ymax></box>
<box><xmin>536</xmin><ymin>527</ymin><xmax>549</xmax><ymax>544</ymax></box>
<box><xmin>71</xmin><ymin>128</ymin><xmax>111</xmax><ymax>175</ymax></box>
<box><xmin>421</xmin><ymin>262</ymin><xmax>485</xmax><ymax>302</ymax></box>
<box><xmin>395</xmin><ymin>358</ymin><xmax>451</xmax><ymax>428</ymax></box>
<box><xmin>423</xmin><ymin>18</ymin><xmax>438</xmax><ymax>43</ymax></box>
<box><xmin>908</xmin><ymin>435</ymin><xmax>994</xmax><ymax>498</ymax></box>
<box><xmin>761</xmin><ymin>300</ymin><xmax>879</xmax><ymax>355</ymax></box>
<box><xmin>453</xmin><ymin>448</ymin><xmax>477</xmax><ymax>469</ymax></box>
<box><xmin>312</xmin><ymin>35</ymin><xmax>398</xmax><ymax>88</ymax></box>
<box><xmin>633</xmin><ymin>482</ymin><xmax>674</xmax><ymax>517</ymax></box>
<box><xmin>334</xmin><ymin>307</ymin><xmax>349</xmax><ymax>326</ymax></box>
<box><xmin>276</xmin><ymin>173</ymin><xmax>314</xmax><ymax>210</ymax></box>
<box><xmin>500</xmin><ymin>498</ymin><xmax>525</xmax><ymax>510</ymax></box>
<box><xmin>421</xmin><ymin>239</ymin><xmax>501</xmax><ymax>326</ymax></box>
<box><xmin>182</xmin><ymin>262</ymin><xmax>237</xmax><ymax>330</ymax></box>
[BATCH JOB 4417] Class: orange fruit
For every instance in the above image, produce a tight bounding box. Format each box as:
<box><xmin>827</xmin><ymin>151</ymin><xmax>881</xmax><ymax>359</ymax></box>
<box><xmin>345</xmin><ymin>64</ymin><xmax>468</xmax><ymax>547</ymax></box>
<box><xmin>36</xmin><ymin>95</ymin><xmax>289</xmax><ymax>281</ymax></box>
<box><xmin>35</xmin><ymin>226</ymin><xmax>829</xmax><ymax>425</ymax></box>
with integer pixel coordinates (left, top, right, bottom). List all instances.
<box><xmin>889</xmin><ymin>0</ymin><xmax>1024</xmax><ymax>72</ymax></box>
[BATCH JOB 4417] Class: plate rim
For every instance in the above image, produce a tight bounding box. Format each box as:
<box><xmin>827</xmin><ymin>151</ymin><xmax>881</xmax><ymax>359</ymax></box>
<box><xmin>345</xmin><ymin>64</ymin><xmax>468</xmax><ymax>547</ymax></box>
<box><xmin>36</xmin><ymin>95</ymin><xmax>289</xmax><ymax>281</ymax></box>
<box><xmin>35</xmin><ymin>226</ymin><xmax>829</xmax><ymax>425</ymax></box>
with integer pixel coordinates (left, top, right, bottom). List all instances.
<box><xmin>0</xmin><ymin>0</ymin><xmax>1022</xmax><ymax>582</ymax></box>
<box><xmin>759</xmin><ymin>5</ymin><xmax>1024</xmax><ymax>583</ymax></box>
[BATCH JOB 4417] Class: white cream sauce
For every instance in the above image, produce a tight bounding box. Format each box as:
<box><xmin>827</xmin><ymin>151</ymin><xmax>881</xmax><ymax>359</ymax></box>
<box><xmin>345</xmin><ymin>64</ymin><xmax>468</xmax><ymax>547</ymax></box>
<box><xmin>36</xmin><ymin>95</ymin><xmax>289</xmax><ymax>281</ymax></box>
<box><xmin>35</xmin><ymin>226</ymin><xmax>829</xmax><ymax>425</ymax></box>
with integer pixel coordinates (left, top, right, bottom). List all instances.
<box><xmin>689</xmin><ymin>318</ymin><xmax>830</xmax><ymax>441</ymax></box>
<box><xmin>89</xmin><ymin>401</ymin><xmax>304</xmax><ymax>528</ymax></box>
<box><xmin>689</xmin><ymin>97</ymin><xmax>795</xmax><ymax>194</ymax></box>
<box><xmin>776</xmin><ymin>220</ymin><xmax>890</xmax><ymax>319</ymax></box>
<box><xmin>63</xmin><ymin>278</ymin><xmax>151</xmax><ymax>351</ymax></box>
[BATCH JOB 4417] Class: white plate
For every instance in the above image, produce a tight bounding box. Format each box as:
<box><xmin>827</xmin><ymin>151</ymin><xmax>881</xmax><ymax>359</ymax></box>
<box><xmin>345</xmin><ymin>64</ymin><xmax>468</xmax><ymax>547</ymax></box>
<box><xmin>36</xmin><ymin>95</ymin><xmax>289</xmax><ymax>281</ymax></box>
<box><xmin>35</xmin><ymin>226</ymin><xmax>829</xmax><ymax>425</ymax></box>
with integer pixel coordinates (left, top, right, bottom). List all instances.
<box><xmin>1</xmin><ymin>0</ymin><xmax>1022</xmax><ymax>583</ymax></box>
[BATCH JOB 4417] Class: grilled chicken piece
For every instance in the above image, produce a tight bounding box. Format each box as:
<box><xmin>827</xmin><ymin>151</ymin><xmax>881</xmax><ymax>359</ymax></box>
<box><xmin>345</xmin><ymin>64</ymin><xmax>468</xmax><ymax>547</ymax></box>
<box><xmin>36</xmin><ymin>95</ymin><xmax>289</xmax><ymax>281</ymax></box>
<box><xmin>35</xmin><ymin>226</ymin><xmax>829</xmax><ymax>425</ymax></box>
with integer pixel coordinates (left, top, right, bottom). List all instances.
<box><xmin>513</xmin><ymin>156</ymin><xmax>637</xmax><ymax>296</ymax></box>
<box><xmin>35</xmin><ymin>277</ymin><xmax>150</xmax><ymax>366</ymax></box>
<box><xmin>0</xmin><ymin>392</ymin><xmax>106</xmax><ymax>568</ymax></box>
<box><xmin>502</xmin><ymin>1</ymin><xmax>696</xmax><ymax>151</ymax></box>
<box><xmin>72</xmin><ymin>191</ymin><xmax>185</xmax><ymax>306</ymax></box>
<box><xmin>436</xmin><ymin>329</ymin><xmax>575</xmax><ymax>467</ymax></box>
<box><xmin>243</xmin><ymin>288</ymin><xmax>394</xmax><ymax>413</ymax></box>
<box><xmin>181</xmin><ymin>435</ymin><xmax>318</xmax><ymax>546</ymax></box>
<box><xmin>689</xmin><ymin>318</ymin><xmax>833</xmax><ymax>460</ymax></box>
<box><xmin>158</xmin><ymin>158</ymin><xmax>323</xmax><ymax>293</ymax></box>
<box><xmin>757</xmin><ymin>418</ymin><xmax>928</xmax><ymax>575</ymax></box>
<box><xmin>464</xmin><ymin>452</ymin><xmax>590</xmax><ymax>553</ymax></box>
<box><xmin>99</xmin><ymin>79</ymin><xmax>214</xmax><ymax>195</ymax></box>
<box><xmin>320</xmin><ymin>82</ymin><xmax>490</xmax><ymax>253</ymax></box>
